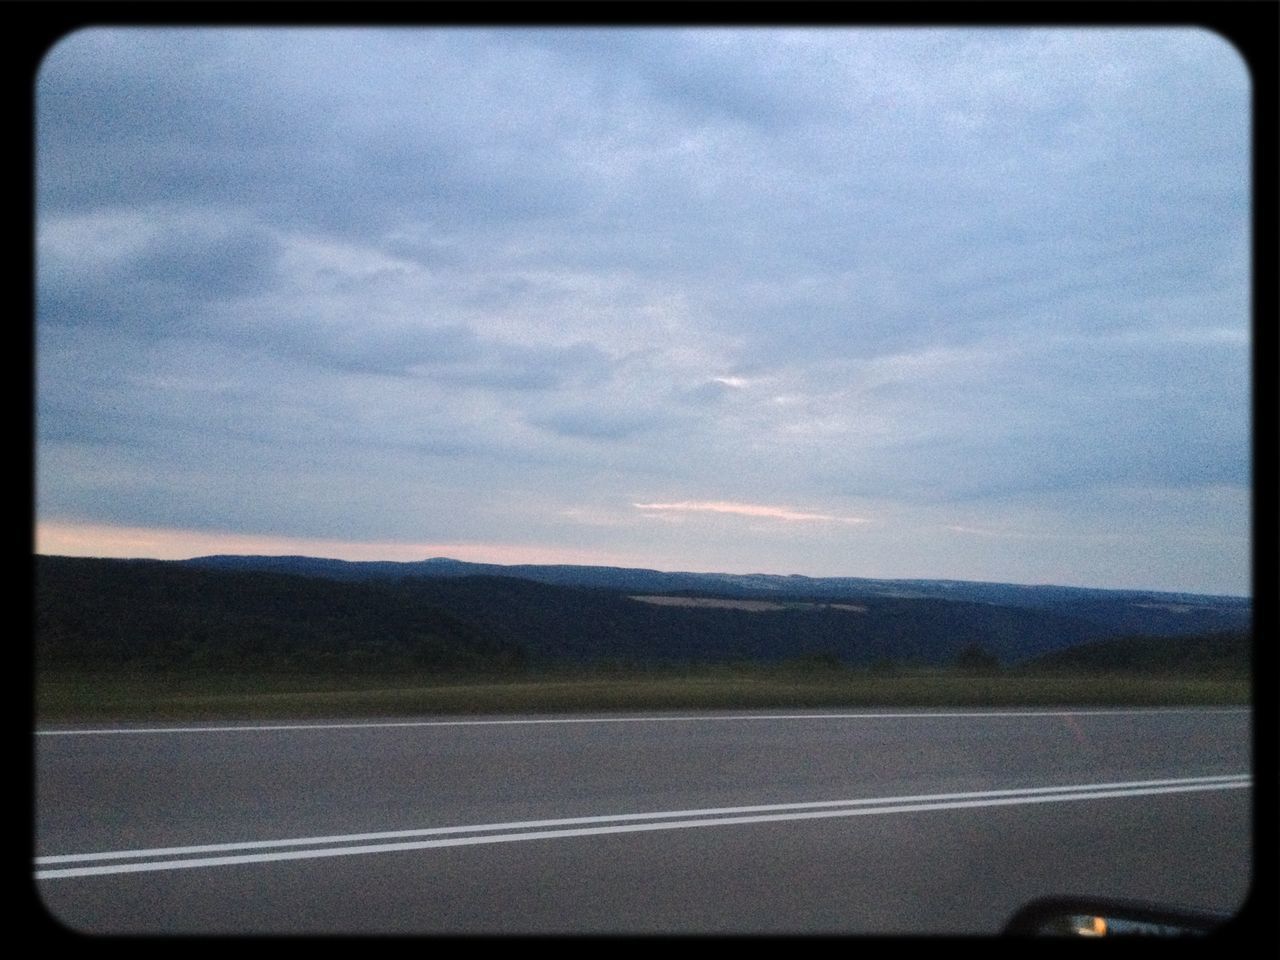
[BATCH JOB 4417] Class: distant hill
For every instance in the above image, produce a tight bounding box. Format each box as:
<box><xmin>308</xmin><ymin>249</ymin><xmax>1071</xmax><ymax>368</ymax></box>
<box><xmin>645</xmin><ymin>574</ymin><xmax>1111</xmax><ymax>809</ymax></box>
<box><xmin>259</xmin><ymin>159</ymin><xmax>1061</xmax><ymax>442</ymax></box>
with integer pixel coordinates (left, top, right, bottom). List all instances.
<box><xmin>352</xmin><ymin>573</ymin><xmax>1103</xmax><ymax>666</ymax></box>
<box><xmin>184</xmin><ymin>554</ymin><xmax>1252</xmax><ymax>640</ymax></box>
<box><xmin>37</xmin><ymin>555</ymin><xmax>1254</xmax><ymax>674</ymax></box>
<box><xmin>35</xmin><ymin>556</ymin><xmax>525</xmax><ymax>674</ymax></box>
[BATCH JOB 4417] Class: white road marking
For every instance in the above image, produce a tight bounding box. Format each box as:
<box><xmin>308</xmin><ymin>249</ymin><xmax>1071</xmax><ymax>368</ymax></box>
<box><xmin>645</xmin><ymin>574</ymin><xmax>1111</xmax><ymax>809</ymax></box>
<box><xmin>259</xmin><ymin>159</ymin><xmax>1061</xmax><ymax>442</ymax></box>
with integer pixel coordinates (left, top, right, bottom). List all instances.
<box><xmin>36</xmin><ymin>774</ymin><xmax>1250</xmax><ymax>879</ymax></box>
<box><xmin>35</xmin><ymin>706</ymin><xmax>1250</xmax><ymax>736</ymax></box>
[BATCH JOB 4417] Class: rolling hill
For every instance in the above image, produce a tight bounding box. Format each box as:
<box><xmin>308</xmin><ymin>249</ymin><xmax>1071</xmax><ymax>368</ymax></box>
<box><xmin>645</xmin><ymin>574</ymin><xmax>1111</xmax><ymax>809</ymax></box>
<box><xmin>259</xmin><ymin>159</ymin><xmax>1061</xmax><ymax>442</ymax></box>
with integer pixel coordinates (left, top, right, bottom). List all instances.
<box><xmin>36</xmin><ymin>555</ymin><xmax>1252</xmax><ymax>673</ymax></box>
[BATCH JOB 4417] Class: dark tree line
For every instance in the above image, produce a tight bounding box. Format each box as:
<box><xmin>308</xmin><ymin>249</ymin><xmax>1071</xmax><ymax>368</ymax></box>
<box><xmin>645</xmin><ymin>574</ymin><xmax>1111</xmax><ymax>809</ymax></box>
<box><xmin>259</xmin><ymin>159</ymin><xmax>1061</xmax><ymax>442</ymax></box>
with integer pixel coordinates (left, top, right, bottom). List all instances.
<box><xmin>35</xmin><ymin>557</ymin><xmax>526</xmax><ymax>674</ymax></box>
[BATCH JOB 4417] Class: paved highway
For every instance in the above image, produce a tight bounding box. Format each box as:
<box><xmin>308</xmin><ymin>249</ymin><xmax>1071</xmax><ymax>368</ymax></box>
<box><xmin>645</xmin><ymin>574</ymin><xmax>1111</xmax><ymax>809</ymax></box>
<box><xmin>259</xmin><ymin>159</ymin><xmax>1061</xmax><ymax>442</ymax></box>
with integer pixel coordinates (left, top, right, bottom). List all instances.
<box><xmin>34</xmin><ymin>707</ymin><xmax>1252</xmax><ymax>934</ymax></box>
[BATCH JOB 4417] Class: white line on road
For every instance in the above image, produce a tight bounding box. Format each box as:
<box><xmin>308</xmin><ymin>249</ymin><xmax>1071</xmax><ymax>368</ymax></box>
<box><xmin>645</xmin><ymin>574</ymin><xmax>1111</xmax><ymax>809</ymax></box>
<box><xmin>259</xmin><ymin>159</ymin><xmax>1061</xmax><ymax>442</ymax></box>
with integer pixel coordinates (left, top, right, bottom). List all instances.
<box><xmin>36</xmin><ymin>774</ymin><xmax>1250</xmax><ymax>879</ymax></box>
<box><xmin>35</xmin><ymin>707</ymin><xmax>1250</xmax><ymax>736</ymax></box>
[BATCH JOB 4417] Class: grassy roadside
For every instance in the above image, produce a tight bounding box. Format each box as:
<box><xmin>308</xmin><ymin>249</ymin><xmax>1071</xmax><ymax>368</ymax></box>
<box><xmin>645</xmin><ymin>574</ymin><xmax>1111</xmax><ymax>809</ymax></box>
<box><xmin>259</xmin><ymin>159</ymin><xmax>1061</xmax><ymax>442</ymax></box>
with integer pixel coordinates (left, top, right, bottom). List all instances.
<box><xmin>34</xmin><ymin>667</ymin><xmax>1251</xmax><ymax>723</ymax></box>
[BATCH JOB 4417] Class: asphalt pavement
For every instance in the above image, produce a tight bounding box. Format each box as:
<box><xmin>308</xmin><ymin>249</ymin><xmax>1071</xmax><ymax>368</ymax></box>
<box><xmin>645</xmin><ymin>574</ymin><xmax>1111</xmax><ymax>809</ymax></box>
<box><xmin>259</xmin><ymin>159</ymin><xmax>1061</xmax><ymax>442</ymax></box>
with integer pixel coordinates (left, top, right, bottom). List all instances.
<box><xmin>34</xmin><ymin>707</ymin><xmax>1253</xmax><ymax>934</ymax></box>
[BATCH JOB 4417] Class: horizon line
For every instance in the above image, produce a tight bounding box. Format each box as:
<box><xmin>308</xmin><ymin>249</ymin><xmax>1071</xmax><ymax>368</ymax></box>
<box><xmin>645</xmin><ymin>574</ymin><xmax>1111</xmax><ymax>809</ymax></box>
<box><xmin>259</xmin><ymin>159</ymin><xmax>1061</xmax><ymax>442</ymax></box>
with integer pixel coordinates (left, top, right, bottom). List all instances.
<box><xmin>33</xmin><ymin>548</ymin><xmax>1252</xmax><ymax>603</ymax></box>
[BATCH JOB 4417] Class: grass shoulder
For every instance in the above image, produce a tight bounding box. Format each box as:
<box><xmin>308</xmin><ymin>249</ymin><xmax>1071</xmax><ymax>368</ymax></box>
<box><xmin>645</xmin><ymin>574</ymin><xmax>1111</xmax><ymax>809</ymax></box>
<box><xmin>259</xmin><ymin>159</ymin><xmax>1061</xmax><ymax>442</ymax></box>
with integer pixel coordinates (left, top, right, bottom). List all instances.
<box><xmin>35</xmin><ymin>665</ymin><xmax>1250</xmax><ymax>724</ymax></box>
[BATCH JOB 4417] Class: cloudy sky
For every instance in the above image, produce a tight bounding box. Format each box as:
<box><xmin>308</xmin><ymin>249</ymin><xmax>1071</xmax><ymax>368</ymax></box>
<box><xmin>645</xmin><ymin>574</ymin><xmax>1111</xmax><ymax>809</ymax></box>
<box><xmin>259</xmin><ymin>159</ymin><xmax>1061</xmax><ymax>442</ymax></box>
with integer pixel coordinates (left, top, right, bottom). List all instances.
<box><xmin>34</xmin><ymin>27</ymin><xmax>1251</xmax><ymax>595</ymax></box>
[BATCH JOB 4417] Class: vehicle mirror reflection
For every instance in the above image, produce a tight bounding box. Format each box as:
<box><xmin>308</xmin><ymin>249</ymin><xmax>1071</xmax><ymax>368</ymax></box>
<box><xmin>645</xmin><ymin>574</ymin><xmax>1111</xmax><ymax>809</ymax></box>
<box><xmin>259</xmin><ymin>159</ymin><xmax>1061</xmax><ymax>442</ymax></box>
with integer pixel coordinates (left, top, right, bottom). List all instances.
<box><xmin>1005</xmin><ymin>897</ymin><xmax>1229</xmax><ymax>936</ymax></box>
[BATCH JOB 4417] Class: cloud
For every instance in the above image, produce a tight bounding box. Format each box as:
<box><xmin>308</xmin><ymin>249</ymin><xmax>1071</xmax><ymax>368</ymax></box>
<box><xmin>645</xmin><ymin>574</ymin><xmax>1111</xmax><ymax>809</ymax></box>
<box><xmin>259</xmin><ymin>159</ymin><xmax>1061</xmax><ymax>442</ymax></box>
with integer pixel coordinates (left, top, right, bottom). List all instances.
<box><xmin>38</xmin><ymin>209</ymin><xmax>283</xmax><ymax>334</ymax></box>
<box><xmin>530</xmin><ymin>407</ymin><xmax>664</xmax><ymax>441</ymax></box>
<box><xmin>119</xmin><ymin>222</ymin><xmax>282</xmax><ymax>300</ymax></box>
<box><xmin>633</xmin><ymin>501</ymin><xmax>868</xmax><ymax>524</ymax></box>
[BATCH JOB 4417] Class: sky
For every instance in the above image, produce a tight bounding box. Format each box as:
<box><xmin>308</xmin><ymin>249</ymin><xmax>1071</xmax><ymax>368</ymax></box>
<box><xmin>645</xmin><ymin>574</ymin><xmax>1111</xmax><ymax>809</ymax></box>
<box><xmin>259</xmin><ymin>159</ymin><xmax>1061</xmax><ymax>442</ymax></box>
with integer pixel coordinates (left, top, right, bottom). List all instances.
<box><xmin>34</xmin><ymin>27</ymin><xmax>1252</xmax><ymax>596</ymax></box>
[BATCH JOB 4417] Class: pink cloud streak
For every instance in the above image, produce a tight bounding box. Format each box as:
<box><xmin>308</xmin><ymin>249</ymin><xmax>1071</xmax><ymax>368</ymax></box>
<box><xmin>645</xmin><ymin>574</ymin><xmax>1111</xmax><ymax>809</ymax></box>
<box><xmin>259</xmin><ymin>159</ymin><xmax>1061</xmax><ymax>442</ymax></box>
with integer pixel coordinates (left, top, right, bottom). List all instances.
<box><xmin>632</xmin><ymin>501</ymin><xmax>867</xmax><ymax>524</ymax></box>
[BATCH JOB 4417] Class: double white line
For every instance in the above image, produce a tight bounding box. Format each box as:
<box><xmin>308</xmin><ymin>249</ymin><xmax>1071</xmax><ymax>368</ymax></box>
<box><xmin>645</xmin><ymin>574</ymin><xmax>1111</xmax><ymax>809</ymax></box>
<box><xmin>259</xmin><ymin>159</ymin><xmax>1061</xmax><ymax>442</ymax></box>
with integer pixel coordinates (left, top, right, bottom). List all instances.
<box><xmin>36</xmin><ymin>774</ymin><xmax>1250</xmax><ymax>880</ymax></box>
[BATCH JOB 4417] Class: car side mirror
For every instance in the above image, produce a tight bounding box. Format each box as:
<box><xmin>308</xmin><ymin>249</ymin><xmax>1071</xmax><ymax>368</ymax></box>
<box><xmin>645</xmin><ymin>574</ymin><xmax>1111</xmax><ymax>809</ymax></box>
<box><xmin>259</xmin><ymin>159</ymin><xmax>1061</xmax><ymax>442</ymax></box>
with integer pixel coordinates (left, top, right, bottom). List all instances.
<box><xmin>1004</xmin><ymin>896</ymin><xmax>1230</xmax><ymax>936</ymax></box>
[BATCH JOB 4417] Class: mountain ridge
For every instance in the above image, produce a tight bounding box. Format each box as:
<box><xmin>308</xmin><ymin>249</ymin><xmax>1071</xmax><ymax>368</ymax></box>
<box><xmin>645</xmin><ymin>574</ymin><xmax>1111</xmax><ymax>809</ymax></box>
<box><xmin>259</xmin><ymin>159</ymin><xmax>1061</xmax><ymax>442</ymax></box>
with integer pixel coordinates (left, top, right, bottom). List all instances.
<box><xmin>185</xmin><ymin>553</ymin><xmax>1249</xmax><ymax>600</ymax></box>
<box><xmin>182</xmin><ymin>554</ymin><xmax>1251</xmax><ymax>639</ymax></box>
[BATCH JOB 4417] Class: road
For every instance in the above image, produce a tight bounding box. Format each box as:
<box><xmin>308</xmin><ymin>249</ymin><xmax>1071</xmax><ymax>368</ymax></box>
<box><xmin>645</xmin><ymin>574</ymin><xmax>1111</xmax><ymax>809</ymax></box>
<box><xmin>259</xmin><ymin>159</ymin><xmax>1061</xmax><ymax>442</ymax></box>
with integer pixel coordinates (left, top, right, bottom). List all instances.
<box><xmin>34</xmin><ymin>707</ymin><xmax>1253</xmax><ymax>935</ymax></box>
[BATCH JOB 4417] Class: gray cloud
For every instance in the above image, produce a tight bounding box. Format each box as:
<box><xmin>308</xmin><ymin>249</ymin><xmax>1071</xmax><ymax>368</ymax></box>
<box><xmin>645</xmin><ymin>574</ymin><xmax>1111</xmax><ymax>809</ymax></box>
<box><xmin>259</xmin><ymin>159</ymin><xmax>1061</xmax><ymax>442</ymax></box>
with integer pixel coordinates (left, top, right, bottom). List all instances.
<box><xmin>528</xmin><ymin>407</ymin><xmax>666</xmax><ymax>442</ymax></box>
<box><xmin>116</xmin><ymin>223</ymin><xmax>281</xmax><ymax>300</ymax></box>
